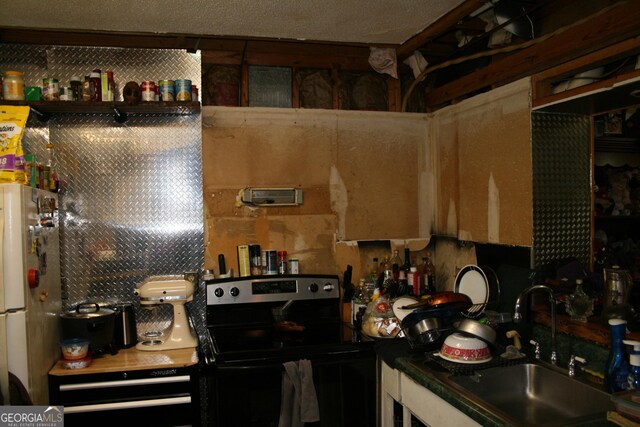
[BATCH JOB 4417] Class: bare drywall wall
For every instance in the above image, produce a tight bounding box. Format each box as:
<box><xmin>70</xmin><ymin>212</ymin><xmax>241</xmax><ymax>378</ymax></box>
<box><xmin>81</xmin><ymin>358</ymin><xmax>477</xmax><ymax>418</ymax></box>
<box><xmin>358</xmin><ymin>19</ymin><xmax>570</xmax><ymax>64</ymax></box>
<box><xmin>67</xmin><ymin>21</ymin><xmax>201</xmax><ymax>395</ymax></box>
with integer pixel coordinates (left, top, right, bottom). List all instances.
<box><xmin>201</xmin><ymin>107</ymin><xmax>428</xmax><ymax>276</ymax></box>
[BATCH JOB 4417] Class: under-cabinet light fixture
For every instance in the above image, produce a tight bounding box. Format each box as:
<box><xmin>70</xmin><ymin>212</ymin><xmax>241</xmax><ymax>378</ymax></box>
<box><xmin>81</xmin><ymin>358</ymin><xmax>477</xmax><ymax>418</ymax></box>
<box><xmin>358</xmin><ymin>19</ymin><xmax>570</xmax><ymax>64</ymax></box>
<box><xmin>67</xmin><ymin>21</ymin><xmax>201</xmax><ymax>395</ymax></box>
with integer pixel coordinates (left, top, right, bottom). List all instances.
<box><xmin>240</xmin><ymin>187</ymin><xmax>303</xmax><ymax>207</ymax></box>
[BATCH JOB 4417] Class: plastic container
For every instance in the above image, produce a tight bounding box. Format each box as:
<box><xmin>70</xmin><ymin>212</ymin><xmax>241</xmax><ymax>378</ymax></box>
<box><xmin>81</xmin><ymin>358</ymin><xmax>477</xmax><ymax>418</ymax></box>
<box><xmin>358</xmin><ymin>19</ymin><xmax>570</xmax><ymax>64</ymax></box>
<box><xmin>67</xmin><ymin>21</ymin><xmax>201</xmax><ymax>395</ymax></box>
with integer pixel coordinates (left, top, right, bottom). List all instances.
<box><xmin>606</xmin><ymin>318</ymin><xmax>630</xmax><ymax>393</ymax></box>
<box><xmin>60</xmin><ymin>338</ymin><xmax>90</xmax><ymax>360</ymax></box>
<box><xmin>289</xmin><ymin>258</ymin><xmax>299</xmax><ymax>274</ymax></box>
<box><xmin>3</xmin><ymin>70</ymin><xmax>25</xmax><ymax>100</ymax></box>
<box><xmin>61</xmin><ymin>355</ymin><xmax>92</xmax><ymax>369</ymax></box>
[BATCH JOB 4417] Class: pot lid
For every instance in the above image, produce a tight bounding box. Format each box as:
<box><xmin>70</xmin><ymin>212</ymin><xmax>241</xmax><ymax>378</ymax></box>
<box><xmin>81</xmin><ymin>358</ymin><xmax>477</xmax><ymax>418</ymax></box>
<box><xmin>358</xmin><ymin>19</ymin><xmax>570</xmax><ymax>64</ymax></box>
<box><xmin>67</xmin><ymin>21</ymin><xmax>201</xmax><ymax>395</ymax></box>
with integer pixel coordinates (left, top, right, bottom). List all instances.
<box><xmin>62</xmin><ymin>302</ymin><xmax>115</xmax><ymax>319</ymax></box>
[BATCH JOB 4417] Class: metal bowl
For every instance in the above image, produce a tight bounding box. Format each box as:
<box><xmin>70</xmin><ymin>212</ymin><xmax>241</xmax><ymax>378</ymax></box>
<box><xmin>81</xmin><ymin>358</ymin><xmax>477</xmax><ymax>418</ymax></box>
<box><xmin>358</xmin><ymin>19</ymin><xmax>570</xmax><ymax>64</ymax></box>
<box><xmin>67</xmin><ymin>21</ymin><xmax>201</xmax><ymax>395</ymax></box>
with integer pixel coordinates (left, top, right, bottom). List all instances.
<box><xmin>406</xmin><ymin>317</ymin><xmax>442</xmax><ymax>346</ymax></box>
<box><xmin>455</xmin><ymin>318</ymin><xmax>496</xmax><ymax>345</ymax></box>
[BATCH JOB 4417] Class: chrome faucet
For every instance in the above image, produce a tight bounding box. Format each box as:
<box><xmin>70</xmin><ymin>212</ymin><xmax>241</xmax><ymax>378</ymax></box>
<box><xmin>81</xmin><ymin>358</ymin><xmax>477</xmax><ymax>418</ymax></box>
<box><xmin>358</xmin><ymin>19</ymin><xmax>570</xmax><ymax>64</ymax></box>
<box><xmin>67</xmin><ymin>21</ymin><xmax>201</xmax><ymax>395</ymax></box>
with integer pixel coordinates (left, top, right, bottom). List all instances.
<box><xmin>514</xmin><ymin>284</ymin><xmax>558</xmax><ymax>365</ymax></box>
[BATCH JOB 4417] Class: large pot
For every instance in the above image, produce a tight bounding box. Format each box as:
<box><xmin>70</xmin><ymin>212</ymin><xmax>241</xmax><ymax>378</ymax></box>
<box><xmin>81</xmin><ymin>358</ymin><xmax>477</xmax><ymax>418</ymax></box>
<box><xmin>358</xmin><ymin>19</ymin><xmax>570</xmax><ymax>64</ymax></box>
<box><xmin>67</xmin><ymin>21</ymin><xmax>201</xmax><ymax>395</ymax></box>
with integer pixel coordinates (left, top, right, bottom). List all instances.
<box><xmin>61</xmin><ymin>303</ymin><xmax>117</xmax><ymax>355</ymax></box>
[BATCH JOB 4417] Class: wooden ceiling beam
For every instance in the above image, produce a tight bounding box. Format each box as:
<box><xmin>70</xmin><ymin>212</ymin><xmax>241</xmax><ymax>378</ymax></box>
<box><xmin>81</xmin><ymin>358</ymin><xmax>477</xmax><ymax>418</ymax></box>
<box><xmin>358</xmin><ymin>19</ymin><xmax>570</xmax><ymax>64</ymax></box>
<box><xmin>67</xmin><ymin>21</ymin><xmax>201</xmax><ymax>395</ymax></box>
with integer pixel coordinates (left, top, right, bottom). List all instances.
<box><xmin>424</xmin><ymin>1</ymin><xmax>640</xmax><ymax>108</ymax></box>
<box><xmin>397</xmin><ymin>0</ymin><xmax>485</xmax><ymax>60</ymax></box>
<box><xmin>1</xmin><ymin>27</ymin><xmax>372</xmax><ymax>70</ymax></box>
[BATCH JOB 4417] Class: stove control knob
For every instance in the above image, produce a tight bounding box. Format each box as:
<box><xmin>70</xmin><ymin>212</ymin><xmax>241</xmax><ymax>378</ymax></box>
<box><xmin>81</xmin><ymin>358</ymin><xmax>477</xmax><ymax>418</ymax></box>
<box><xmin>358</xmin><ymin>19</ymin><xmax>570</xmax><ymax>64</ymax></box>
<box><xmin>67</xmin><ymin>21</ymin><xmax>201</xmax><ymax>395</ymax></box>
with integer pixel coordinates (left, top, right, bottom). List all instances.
<box><xmin>230</xmin><ymin>287</ymin><xmax>240</xmax><ymax>297</ymax></box>
<box><xmin>214</xmin><ymin>287</ymin><xmax>224</xmax><ymax>298</ymax></box>
<box><xmin>309</xmin><ymin>283</ymin><xmax>319</xmax><ymax>293</ymax></box>
<box><xmin>323</xmin><ymin>282</ymin><xmax>335</xmax><ymax>291</ymax></box>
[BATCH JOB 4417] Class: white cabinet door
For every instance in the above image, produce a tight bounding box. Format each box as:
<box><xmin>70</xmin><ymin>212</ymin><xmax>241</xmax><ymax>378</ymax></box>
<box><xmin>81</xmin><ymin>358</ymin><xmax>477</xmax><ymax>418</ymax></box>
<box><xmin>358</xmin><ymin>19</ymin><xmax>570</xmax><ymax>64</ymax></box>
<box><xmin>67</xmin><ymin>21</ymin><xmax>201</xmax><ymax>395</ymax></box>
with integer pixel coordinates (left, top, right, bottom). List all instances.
<box><xmin>401</xmin><ymin>372</ymin><xmax>481</xmax><ymax>427</ymax></box>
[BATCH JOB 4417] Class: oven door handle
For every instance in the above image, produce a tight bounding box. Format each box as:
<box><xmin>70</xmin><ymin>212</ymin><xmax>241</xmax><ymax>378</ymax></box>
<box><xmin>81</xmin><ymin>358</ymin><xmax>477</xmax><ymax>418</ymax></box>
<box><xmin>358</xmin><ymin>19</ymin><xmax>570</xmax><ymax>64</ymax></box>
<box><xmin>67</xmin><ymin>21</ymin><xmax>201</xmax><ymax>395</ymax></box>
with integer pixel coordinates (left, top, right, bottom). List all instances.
<box><xmin>214</xmin><ymin>348</ymin><xmax>375</xmax><ymax>372</ymax></box>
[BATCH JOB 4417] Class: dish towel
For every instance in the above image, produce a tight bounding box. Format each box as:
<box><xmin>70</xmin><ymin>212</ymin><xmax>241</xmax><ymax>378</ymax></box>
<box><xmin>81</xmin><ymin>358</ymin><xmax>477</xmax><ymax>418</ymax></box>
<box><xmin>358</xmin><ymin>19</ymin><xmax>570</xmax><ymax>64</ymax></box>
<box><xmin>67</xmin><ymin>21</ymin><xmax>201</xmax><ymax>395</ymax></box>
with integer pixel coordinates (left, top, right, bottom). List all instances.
<box><xmin>278</xmin><ymin>359</ymin><xmax>320</xmax><ymax>427</ymax></box>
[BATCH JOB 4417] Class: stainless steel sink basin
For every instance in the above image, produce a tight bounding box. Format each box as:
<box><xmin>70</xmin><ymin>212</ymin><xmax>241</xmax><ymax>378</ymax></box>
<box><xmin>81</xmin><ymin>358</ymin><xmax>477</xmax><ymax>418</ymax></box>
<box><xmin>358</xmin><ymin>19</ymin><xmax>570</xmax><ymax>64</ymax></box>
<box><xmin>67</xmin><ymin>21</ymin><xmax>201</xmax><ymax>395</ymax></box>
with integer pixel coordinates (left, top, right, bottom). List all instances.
<box><xmin>446</xmin><ymin>363</ymin><xmax>614</xmax><ymax>426</ymax></box>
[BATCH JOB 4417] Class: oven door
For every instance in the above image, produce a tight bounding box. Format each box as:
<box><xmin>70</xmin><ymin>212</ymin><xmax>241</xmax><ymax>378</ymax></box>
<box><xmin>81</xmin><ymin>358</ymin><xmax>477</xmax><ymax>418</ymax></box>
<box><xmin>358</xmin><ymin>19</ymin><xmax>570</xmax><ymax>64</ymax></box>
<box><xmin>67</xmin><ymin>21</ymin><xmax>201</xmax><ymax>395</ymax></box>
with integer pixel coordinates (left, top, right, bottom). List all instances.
<box><xmin>206</xmin><ymin>342</ymin><xmax>376</xmax><ymax>427</ymax></box>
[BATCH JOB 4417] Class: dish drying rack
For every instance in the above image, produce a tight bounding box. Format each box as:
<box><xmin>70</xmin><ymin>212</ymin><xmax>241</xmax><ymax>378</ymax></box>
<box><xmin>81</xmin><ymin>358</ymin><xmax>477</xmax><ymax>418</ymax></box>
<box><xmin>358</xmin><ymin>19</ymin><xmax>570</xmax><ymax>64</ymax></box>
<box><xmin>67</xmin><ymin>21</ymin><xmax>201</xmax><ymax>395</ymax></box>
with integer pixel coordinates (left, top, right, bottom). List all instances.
<box><xmin>426</xmin><ymin>347</ymin><xmax>530</xmax><ymax>375</ymax></box>
<box><xmin>461</xmin><ymin>301</ymin><xmax>491</xmax><ymax>319</ymax></box>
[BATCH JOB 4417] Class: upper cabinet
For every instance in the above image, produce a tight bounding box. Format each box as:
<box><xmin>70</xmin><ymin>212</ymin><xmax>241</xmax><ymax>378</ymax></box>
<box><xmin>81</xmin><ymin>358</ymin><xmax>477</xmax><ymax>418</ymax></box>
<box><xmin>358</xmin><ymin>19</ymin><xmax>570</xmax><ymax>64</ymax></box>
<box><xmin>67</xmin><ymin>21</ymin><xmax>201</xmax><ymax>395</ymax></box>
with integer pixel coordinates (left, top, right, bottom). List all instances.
<box><xmin>430</xmin><ymin>79</ymin><xmax>533</xmax><ymax>247</ymax></box>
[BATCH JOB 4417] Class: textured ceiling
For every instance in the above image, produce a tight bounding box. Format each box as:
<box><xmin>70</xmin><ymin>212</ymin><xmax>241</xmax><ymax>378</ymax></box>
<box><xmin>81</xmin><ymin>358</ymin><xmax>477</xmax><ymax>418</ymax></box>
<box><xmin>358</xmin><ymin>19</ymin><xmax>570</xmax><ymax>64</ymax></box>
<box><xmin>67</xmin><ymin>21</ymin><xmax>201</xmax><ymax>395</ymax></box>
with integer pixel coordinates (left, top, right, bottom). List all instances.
<box><xmin>0</xmin><ymin>0</ymin><xmax>465</xmax><ymax>45</ymax></box>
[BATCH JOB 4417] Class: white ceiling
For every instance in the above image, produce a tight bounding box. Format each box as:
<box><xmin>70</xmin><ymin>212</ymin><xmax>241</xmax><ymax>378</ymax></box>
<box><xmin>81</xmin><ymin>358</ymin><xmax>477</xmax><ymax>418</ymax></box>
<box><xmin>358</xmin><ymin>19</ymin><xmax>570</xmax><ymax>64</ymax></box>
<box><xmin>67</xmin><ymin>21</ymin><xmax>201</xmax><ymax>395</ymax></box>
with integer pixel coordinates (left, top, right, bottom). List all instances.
<box><xmin>0</xmin><ymin>0</ymin><xmax>466</xmax><ymax>45</ymax></box>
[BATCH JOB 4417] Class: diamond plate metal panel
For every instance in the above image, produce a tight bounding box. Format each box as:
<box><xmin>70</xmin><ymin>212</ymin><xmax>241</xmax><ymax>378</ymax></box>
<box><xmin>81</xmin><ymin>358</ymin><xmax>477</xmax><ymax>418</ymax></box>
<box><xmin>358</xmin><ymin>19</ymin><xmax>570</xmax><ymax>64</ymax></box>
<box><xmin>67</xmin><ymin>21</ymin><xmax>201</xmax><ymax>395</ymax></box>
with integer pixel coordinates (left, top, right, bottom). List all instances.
<box><xmin>532</xmin><ymin>111</ymin><xmax>591</xmax><ymax>268</ymax></box>
<box><xmin>3</xmin><ymin>43</ymin><xmax>205</xmax><ymax>340</ymax></box>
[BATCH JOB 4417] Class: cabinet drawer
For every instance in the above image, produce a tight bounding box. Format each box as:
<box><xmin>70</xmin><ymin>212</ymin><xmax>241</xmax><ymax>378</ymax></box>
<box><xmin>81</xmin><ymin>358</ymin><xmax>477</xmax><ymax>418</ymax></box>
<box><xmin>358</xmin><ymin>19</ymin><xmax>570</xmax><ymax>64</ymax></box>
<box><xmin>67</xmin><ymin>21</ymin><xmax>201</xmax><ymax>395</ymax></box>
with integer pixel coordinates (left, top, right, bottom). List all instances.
<box><xmin>49</xmin><ymin>367</ymin><xmax>199</xmax><ymax>426</ymax></box>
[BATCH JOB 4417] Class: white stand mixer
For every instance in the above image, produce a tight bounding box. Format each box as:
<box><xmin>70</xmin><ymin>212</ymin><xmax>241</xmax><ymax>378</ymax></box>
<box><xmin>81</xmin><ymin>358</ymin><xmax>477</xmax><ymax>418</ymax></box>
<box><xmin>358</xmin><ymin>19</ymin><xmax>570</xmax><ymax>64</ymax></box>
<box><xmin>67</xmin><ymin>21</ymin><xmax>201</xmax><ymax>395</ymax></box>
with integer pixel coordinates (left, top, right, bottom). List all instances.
<box><xmin>134</xmin><ymin>277</ymin><xmax>198</xmax><ymax>351</ymax></box>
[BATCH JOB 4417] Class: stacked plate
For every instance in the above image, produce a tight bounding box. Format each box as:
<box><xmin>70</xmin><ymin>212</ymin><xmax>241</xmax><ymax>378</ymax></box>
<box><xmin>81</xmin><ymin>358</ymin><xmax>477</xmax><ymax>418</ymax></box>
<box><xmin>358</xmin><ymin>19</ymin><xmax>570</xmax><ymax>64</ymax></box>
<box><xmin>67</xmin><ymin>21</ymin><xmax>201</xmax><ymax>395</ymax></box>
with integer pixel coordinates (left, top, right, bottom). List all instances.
<box><xmin>454</xmin><ymin>265</ymin><xmax>500</xmax><ymax>317</ymax></box>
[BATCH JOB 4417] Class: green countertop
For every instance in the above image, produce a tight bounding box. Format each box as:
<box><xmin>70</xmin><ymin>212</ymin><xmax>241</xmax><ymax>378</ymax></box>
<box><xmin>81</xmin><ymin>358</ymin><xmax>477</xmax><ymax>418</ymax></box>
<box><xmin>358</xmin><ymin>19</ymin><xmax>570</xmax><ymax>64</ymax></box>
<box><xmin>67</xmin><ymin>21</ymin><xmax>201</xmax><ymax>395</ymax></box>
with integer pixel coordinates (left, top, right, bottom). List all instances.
<box><xmin>376</xmin><ymin>340</ymin><xmax>611</xmax><ymax>427</ymax></box>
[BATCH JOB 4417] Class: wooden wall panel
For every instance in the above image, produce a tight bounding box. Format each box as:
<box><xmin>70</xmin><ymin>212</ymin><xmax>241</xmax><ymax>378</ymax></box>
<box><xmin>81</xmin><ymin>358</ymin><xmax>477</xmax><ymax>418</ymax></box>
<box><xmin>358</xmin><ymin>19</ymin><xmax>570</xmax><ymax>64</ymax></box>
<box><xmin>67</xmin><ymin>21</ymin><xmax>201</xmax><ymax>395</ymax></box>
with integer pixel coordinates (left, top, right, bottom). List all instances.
<box><xmin>201</xmin><ymin>107</ymin><xmax>428</xmax><ymax>275</ymax></box>
<box><xmin>433</xmin><ymin>79</ymin><xmax>533</xmax><ymax>247</ymax></box>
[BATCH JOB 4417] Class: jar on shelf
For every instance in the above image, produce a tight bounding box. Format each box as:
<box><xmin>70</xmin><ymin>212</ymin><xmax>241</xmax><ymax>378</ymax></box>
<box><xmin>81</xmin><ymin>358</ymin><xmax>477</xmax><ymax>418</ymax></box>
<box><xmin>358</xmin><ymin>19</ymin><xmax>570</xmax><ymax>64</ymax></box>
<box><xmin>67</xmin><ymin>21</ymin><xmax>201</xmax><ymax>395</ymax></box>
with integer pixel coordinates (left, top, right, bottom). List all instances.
<box><xmin>3</xmin><ymin>70</ymin><xmax>25</xmax><ymax>100</ymax></box>
<box><xmin>277</xmin><ymin>251</ymin><xmax>288</xmax><ymax>275</ymax></box>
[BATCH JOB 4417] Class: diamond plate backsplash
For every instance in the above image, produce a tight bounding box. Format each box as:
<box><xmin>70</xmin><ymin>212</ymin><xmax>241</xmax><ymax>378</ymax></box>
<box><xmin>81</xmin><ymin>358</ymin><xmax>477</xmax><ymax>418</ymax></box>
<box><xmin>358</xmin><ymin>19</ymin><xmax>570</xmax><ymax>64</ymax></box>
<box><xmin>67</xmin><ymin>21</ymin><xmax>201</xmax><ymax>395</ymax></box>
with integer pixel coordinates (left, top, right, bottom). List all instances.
<box><xmin>2</xmin><ymin>44</ymin><xmax>205</xmax><ymax>341</ymax></box>
<box><xmin>532</xmin><ymin>111</ymin><xmax>591</xmax><ymax>268</ymax></box>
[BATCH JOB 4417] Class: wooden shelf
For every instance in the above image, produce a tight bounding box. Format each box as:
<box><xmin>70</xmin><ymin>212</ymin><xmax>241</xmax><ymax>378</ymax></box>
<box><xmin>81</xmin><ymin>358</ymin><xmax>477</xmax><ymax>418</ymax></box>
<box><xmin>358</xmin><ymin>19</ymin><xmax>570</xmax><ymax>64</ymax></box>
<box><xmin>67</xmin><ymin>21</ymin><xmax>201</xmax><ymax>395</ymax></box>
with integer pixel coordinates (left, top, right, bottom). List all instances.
<box><xmin>532</xmin><ymin>307</ymin><xmax>640</xmax><ymax>347</ymax></box>
<box><xmin>1</xmin><ymin>100</ymin><xmax>201</xmax><ymax>122</ymax></box>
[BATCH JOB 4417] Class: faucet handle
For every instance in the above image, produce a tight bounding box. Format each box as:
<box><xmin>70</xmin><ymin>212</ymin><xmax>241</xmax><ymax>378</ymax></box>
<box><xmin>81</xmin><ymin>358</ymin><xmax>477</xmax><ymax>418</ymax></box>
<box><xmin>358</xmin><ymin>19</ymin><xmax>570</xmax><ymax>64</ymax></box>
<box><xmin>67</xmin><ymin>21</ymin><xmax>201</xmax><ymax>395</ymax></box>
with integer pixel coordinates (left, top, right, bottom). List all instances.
<box><xmin>530</xmin><ymin>339</ymin><xmax>541</xmax><ymax>360</ymax></box>
<box><xmin>568</xmin><ymin>355</ymin><xmax>587</xmax><ymax>377</ymax></box>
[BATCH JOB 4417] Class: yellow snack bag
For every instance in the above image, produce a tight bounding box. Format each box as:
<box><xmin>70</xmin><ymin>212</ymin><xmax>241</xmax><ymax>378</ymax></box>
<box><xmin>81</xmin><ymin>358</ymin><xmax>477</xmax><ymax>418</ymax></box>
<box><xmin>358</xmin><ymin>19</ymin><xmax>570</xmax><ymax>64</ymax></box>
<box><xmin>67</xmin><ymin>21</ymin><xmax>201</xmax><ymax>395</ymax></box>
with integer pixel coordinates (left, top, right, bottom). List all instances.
<box><xmin>0</xmin><ymin>105</ymin><xmax>30</xmax><ymax>184</ymax></box>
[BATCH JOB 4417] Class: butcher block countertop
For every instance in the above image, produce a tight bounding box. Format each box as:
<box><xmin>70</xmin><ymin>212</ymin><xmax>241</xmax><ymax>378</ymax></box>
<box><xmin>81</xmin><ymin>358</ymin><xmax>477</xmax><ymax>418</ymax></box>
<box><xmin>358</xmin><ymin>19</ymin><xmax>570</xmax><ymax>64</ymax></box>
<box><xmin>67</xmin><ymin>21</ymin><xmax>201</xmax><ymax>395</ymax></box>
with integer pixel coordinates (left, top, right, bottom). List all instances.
<box><xmin>49</xmin><ymin>346</ymin><xmax>198</xmax><ymax>376</ymax></box>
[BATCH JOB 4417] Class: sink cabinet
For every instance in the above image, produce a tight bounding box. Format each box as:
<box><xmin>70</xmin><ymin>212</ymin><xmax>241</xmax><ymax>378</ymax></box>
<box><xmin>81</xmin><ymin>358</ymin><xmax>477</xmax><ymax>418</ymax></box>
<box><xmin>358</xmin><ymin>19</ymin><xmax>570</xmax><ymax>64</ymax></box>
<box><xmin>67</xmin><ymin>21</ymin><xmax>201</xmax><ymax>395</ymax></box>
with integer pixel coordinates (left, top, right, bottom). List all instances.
<box><xmin>380</xmin><ymin>360</ymin><xmax>480</xmax><ymax>427</ymax></box>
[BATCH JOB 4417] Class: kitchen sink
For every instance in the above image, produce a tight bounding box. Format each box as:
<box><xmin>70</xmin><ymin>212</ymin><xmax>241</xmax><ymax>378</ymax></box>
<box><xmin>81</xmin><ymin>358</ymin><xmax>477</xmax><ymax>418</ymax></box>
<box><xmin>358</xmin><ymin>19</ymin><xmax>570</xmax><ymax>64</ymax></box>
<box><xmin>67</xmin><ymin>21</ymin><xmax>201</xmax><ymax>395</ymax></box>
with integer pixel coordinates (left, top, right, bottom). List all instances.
<box><xmin>446</xmin><ymin>362</ymin><xmax>614</xmax><ymax>426</ymax></box>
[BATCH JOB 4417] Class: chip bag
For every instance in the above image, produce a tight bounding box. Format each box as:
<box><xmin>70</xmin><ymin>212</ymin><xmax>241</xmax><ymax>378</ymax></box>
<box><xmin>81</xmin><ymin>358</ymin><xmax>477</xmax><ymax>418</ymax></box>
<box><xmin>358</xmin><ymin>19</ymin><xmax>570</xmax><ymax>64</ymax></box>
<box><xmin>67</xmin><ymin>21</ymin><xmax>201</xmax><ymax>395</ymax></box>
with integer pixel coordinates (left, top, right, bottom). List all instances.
<box><xmin>0</xmin><ymin>105</ymin><xmax>30</xmax><ymax>184</ymax></box>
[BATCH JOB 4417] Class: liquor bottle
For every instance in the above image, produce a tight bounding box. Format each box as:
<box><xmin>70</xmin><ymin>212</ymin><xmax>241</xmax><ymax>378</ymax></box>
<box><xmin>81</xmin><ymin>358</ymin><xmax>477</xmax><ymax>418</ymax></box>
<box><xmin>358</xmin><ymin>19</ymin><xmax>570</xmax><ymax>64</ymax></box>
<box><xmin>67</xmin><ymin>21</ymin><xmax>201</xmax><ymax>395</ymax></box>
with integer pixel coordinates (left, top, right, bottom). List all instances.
<box><xmin>403</xmin><ymin>247</ymin><xmax>412</xmax><ymax>272</ymax></box>
<box><xmin>369</xmin><ymin>257</ymin><xmax>380</xmax><ymax>282</ymax></box>
<box><xmin>389</xmin><ymin>249</ymin><xmax>402</xmax><ymax>281</ymax></box>
<box><xmin>424</xmin><ymin>251</ymin><xmax>436</xmax><ymax>294</ymax></box>
<box><xmin>381</xmin><ymin>260</ymin><xmax>396</xmax><ymax>296</ymax></box>
<box><xmin>352</xmin><ymin>278</ymin><xmax>368</xmax><ymax>329</ymax></box>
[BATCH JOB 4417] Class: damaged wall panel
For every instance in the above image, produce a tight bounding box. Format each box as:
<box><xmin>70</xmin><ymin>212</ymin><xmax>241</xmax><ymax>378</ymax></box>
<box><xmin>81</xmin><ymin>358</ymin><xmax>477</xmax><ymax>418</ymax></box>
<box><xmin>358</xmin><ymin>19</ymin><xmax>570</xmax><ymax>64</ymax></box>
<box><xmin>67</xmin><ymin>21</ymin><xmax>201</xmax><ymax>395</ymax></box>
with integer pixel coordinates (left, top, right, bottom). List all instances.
<box><xmin>201</xmin><ymin>107</ymin><xmax>428</xmax><ymax>275</ymax></box>
<box><xmin>432</xmin><ymin>78</ymin><xmax>534</xmax><ymax>247</ymax></box>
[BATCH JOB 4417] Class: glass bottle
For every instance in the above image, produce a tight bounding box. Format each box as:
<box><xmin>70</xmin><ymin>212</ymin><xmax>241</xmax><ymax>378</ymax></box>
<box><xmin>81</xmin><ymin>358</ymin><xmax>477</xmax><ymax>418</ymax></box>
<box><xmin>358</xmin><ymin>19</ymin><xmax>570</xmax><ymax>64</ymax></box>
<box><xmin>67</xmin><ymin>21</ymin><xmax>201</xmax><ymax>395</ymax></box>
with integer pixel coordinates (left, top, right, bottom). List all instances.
<box><xmin>565</xmin><ymin>279</ymin><xmax>593</xmax><ymax>323</ymax></box>
<box><xmin>605</xmin><ymin>318</ymin><xmax>630</xmax><ymax>393</ymax></box>
<box><xmin>351</xmin><ymin>278</ymin><xmax>368</xmax><ymax>328</ymax></box>
<box><xmin>277</xmin><ymin>250</ymin><xmax>288</xmax><ymax>274</ymax></box>
<box><xmin>369</xmin><ymin>257</ymin><xmax>379</xmax><ymax>282</ymax></box>
<box><xmin>424</xmin><ymin>251</ymin><xmax>436</xmax><ymax>294</ymax></box>
<box><xmin>381</xmin><ymin>260</ymin><xmax>395</xmax><ymax>296</ymax></box>
<box><xmin>403</xmin><ymin>247</ymin><xmax>412</xmax><ymax>272</ymax></box>
<box><xmin>70</xmin><ymin>76</ymin><xmax>82</xmax><ymax>101</ymax></box>
<box><xmin>389</xmin><ymin>249</ymin><xmax>402</xmax><ymax>280</ymax></box>
<box><xmin>45</xmin><ymin>142</ymin><xmax>59</xmax><ymax>193</ymax></box>
<box><xmin>82</xmin><ymin>75</ymin><xmax>92</xmax><ymax>101</ymax></box>
<box><xmin>89</xmin><ymin>69</ymin><xmax>102</xmax><ymax>101</ymax></box>
<box><xmin>3</xmin><ymin>70</ymin><xmax>25</xmax><ymax>100</ymax></box>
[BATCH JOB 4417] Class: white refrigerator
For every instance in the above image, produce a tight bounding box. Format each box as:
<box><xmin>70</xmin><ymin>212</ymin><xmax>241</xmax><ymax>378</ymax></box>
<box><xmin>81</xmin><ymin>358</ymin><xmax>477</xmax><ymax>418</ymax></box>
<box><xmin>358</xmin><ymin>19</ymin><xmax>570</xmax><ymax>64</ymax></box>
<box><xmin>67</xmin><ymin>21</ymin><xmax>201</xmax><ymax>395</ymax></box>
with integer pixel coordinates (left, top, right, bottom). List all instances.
<box><xmin>0</xmin><ymin>183</ymin><xmax>61</xmax><ymax>405</ymax></box>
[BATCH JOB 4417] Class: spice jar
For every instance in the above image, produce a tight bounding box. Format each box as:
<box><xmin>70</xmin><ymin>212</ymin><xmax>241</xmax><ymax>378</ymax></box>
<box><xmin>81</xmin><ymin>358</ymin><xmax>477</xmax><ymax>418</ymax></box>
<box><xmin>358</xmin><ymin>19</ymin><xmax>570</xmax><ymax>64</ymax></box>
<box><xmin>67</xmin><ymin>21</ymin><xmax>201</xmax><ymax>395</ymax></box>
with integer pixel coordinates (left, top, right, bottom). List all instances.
<box><xmin>277</xmin><ymin>251</ymin><xmax>288</xmax><ymax>275</ymax></box>
<box><xmin>89</xmin><ymin>70</ymin><xmax>102</xmax><ymax>101</ymax></box>
<box><xmin>3</xmin><ymin>70</ymin><xmax>25</xmax><ymax>100</ymax></box>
